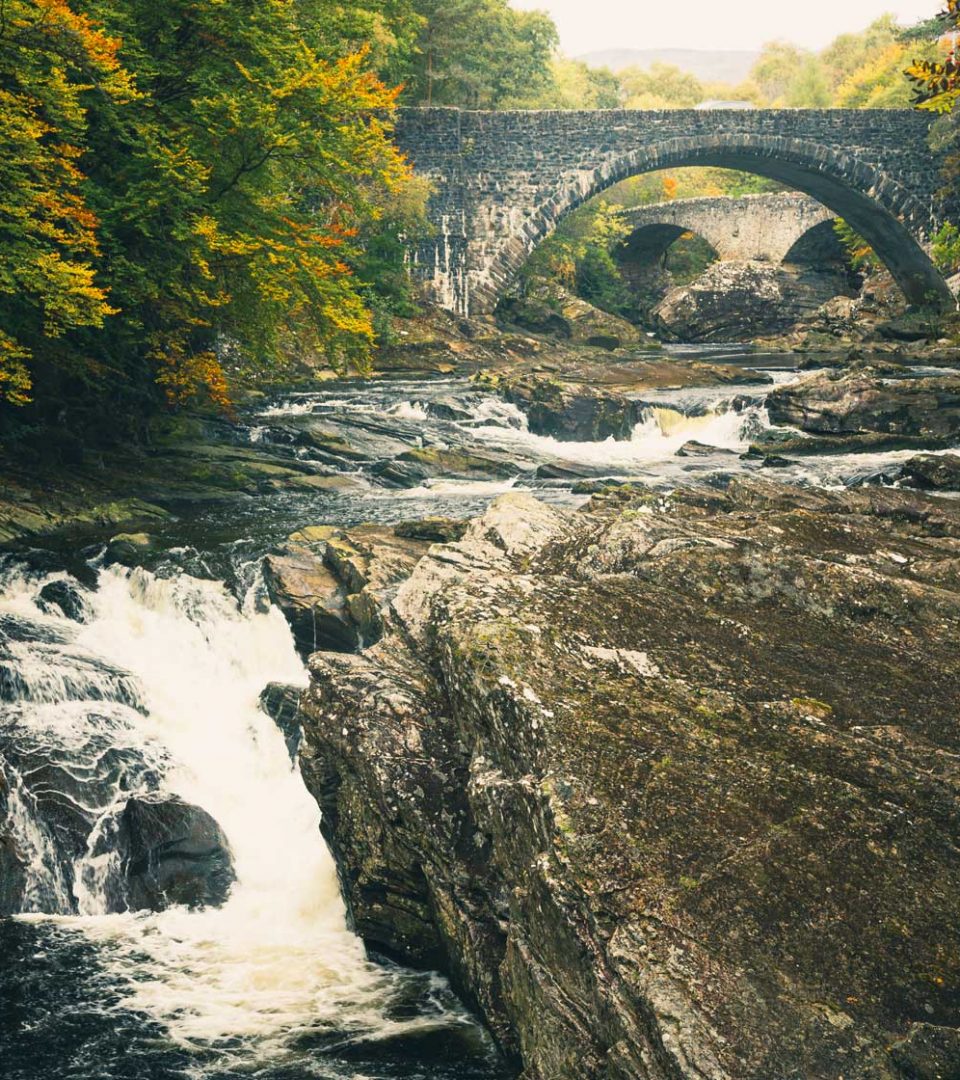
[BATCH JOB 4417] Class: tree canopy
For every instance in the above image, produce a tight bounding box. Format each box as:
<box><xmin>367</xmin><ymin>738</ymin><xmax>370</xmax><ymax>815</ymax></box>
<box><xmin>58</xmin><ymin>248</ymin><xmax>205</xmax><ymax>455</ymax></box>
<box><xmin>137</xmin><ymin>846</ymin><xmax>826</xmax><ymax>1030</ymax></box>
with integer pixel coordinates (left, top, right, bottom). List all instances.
<box><xmin>0</xmin><ymin>0</ymin><xmax>412</xmax><ymax>411</ymax></box>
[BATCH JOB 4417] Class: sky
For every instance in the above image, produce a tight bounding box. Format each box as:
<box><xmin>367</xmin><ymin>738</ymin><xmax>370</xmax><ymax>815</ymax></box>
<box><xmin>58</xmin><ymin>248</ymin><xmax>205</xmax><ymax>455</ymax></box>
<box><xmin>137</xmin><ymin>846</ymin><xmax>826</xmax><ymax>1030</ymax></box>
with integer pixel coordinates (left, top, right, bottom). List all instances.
<box><xmin>510</xmin><ymin>0</ymin><xmax>941</xmax><ymax>57</ymax></box>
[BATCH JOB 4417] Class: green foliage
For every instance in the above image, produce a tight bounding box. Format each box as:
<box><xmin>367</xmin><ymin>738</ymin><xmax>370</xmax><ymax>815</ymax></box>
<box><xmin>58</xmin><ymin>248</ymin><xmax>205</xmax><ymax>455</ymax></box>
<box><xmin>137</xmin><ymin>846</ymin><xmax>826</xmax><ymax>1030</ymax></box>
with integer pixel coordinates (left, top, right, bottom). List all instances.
<box><xmin>833</xmin><ymin>219</ymin><xmax>877</xmax><ymax>272</ymax></box>
<box><xmin>405</xmin><ymin>0</ymin><xmax>557</xmax><ymax>108</ymax></box>
<box><xmin>931</xmin><ymin>220</ymin><xmax>960</xmax><ymax>272</ymax></box>
<box><xmin>741</xmin><ymin>15</ymin><xmax>949</xmax><ymax>110</ymax></box>
<box><xmin>619</xmin><ymin>63</ymin><xmax>704</xmax><ymax>109</ymax></box>
<box><xmin>0</xmin><ymin>0</ymin><xmax>418</xmax><ymax>414</ymax></box>
<box><xmin>519</xmin><ymin>58</ymin><xmax>621</xmax><ymax>110</ymax></box>
<box><xmin>664</xmin><ymin>234</ymin><xmax>719</xmax><ymax>285</ymax></box>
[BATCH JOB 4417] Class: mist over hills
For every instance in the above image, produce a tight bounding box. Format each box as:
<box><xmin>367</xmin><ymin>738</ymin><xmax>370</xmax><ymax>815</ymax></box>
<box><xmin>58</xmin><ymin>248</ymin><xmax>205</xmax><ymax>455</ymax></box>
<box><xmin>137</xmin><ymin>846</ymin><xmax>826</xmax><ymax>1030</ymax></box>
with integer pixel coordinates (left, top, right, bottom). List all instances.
<box><xmin>577</xmin><ymin>48</ymin><xmax>760</xmax><ymax>83</ymax></box>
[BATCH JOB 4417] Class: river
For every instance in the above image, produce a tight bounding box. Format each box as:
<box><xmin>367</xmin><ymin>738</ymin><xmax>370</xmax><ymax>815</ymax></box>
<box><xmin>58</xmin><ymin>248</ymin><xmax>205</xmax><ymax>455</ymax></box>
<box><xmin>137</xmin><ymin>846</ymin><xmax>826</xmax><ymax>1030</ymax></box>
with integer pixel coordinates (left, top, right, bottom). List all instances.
<box><xmin>1</xmin><ymin>348</ymin><xmax>956</xmax><ymax>1079</ymax></box>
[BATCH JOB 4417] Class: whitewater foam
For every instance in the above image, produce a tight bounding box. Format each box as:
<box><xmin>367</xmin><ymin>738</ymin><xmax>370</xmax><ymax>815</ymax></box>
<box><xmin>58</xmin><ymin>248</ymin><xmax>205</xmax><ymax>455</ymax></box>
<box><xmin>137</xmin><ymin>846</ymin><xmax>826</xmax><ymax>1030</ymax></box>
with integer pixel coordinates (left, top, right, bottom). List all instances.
<box><xmin>2</xmin><ymin>563</ymin><xmax>473</xmax><ymax>1062</ymax></box>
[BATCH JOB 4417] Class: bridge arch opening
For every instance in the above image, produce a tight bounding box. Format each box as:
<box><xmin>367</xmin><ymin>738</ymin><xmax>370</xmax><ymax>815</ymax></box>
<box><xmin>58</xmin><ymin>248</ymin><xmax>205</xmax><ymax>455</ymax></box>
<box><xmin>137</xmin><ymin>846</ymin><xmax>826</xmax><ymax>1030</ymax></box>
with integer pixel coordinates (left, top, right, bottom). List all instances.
<box><xmin>782</xmin><ymin>219</ymin><xmax>850</xmax><ymax>272</ymax></box>
<box><xmin>502</xmin><ymin>134</ymin><xmax>952</xmax><ymax>312</ymax></box>
<box><xmin>617</xmin><ymin>223</ymin><xmax>720</xmax><ymax>277</ymax></box>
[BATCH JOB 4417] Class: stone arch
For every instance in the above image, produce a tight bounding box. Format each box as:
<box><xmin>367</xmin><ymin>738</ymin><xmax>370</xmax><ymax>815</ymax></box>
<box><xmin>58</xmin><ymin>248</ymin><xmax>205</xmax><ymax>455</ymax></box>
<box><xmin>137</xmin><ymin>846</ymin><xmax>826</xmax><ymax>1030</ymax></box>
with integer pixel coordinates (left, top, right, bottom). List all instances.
<box><xmin>495</xmin><ymin>134</ymin><xmax>952</xmax><ymax>310</ymax></box>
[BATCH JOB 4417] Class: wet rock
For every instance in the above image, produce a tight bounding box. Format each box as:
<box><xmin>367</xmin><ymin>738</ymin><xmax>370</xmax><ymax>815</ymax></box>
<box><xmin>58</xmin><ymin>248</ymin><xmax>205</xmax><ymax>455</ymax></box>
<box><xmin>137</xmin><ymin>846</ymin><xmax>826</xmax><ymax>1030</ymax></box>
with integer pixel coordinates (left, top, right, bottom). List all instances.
<box><xmin>259</xmin><ymin>682</ymin><xmax>303</xmax><ymax>760</ymax></box>
<box><xmin>394</xmin><ymin>518</ymin><xmax>469</xmax><ymax>543</ymax></box>
<box><xmin>0</xmin><ymin>704</ymin><xmax>163</xmax><ymax>913</ymax></box>
<box><xmin>0</xmin><ymin>611</ymin><xmax>74</xmax><ymax>646</ymax></box>
<box><xmin>36</xmin><ymin>579</ymin><xmax>90</xmax><ymax>623</ymax></box>
<box><xmin>675</xmin><ymin>440</ymin><xmax>737</xmax><ymax>457</ymax></box>
<box><xmin>301</xmin><ymin>485</ymin><xmax>960</xmax><ymax>1080</ymax></box>
<box><xmin>115</xmin><ymin>794</ymin><xmax>235</xmax><ymax>911</ymax></box>
<box><xmin>373</xmin><ymin>447</ymin><xmax>521</xmax><ymax>489</ymax></box>
<box><xmin>767</xmin><ymin>366</ymin><xmax>960</xmax><ymax>438</ymax></box>
<box><xmin>425</xmin><ymin>396</ymin><xmax>477</xmax><ymax>422</ymax></box>
<box><xmin>501</xmin><ymin>376</ymin><xmax>636</xmax><ymax>442</ymax></box>
<box><xmin>0</xmin><ymin>764</ymin><xmax>27</xmax><ymax>915</ymax></box>
<box><xmin>104</xmin><ymin>532</ymin><xmax>155</xmax><ymax>567</ymax></box>
<box><xmin>747</xmin><ymin>430</ymin><xmax>953</xmax><ymax>458</ymax></box>
<box><xmin>899</xmin><ymin>453</ymin><xmax>960</xmax><ymax>492</ymax></box>
<box><xmin>262</xmin><ymin>547</ymin><xmax>359</xmax><ymax>657</ymax></box>
<box><xmin>290</xmin><ymin>425</ymin><xmax>370</xmax><ymax>463</ymax></box>
<box><xmin>534</xmin><ymin>461</ymin><xmax>612</xmax><ymax>480</ymax></box>
<box><xmin>369</xmin><ymin>458</ymin><xmax>431</xmax><ymax>488</ymax></box>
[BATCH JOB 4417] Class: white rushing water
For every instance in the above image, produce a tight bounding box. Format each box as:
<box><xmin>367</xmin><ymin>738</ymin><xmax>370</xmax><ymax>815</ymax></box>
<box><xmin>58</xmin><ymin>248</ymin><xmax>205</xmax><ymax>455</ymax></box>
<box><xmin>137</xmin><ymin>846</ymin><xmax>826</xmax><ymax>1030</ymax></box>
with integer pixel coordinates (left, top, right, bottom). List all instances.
<box><xmin>1</xmin><ymin>563</ymin><xmax>470</xmax><ymax>1066</ymax></box>
<box><xmin>472</xmin><ymin>399</ymin><xmax>769</xmax><ymax>466</ymax></box>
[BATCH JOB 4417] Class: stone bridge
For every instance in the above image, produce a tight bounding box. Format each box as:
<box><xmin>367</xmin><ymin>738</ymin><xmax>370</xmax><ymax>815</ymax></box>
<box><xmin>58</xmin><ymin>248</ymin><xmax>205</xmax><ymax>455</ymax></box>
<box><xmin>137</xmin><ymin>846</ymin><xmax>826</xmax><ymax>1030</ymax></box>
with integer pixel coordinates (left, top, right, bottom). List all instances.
<box><xmin>619</xmin><ymin>193</ymin><xmax>836</xmax><ymax>266</ymax></box>
<box><xmin>393</xmin><ymin>107</ymin><xmax>955</xmax><ymax>314</ymax></box>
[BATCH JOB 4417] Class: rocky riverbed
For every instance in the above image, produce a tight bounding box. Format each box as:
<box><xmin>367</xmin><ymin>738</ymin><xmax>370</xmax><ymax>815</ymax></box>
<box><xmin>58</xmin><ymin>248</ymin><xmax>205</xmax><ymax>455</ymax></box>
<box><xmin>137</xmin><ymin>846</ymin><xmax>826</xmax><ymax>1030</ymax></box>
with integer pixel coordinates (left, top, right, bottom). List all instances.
<box><xmin>2</xmin><ymin>325</ymin><xmax>960</xmax><ymax>1080</ymax></box>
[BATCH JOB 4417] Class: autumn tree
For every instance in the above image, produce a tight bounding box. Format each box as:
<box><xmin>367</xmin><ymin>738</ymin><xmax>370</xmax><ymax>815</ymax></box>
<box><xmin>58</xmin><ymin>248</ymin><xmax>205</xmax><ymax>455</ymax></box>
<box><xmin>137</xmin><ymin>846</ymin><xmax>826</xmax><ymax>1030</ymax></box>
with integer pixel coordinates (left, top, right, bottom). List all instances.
<box><xmin>0</xmin><ymin>0</ymin><xmax>134</xmax><ymax>405</ymax></box>
<box><xmin>74</xmin><ymin>0</ymin><xmax>412</xmax><ymax>410</ymax></box>
<box><xmin>906</xmin><ymin>1</ymin><xmax>960</xmax><ymax>112</ymax></box>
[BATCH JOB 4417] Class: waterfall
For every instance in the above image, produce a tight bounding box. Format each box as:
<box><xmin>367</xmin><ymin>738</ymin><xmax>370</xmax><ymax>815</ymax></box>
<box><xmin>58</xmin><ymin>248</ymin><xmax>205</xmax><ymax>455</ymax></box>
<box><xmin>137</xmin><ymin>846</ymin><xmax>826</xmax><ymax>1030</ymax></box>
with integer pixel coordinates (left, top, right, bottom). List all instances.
<box><xmin>0</xmin><ymin>559</ymin><xmax>480</xmax><ymax>1066</ymax></box>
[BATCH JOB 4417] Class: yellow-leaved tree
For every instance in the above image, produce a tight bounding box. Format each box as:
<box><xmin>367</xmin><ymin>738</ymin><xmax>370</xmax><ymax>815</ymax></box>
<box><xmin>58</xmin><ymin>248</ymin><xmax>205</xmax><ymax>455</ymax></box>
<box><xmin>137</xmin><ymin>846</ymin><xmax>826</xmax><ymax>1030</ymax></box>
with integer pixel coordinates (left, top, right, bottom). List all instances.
<box><xmin>0</xmin><ymin>1</ymin><xmax>134</xmax><ymax>404</ymax></box>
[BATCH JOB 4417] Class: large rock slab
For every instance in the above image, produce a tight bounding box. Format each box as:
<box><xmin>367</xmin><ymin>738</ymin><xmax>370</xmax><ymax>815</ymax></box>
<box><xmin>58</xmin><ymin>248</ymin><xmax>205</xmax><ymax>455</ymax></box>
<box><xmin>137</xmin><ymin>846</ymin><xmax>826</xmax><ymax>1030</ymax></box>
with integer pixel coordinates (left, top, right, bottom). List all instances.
<box><xmin>767</xmin><ymin>366</ymin><xmax>960</xmax><ymax>438</ymax></box>
<box><xmin>262</xmin><ymin>523</ymin><xmax>452</xmax><ymax>658</ymax></box>
<box><xmin>299</xmin><ymin>485</ymin><xmax>960</xmax><ymax>1080</ymax></box>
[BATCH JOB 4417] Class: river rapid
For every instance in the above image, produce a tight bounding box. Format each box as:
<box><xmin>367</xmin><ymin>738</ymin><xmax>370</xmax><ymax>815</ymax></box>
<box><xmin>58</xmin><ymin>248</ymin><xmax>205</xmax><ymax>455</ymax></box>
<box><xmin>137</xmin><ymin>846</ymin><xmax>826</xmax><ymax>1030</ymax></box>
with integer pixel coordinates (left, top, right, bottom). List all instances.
<box><xmin>1</xmin><ymin>347</ymin><xmax>957</xmax><ymax>1079</ymax></box>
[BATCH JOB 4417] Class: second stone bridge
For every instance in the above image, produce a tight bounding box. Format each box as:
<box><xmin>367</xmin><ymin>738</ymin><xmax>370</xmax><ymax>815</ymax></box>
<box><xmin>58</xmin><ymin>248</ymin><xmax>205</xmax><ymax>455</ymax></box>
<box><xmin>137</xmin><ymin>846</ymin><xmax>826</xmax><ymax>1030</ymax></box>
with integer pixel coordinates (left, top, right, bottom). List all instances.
<box><xmin>394</xmin><ymin>107</ymin><xmax>955</xmax><ymax>314</ymax></box>
<box><xmin>620</xmin><ymin>193</ymin><xmax>836</xmax><ymax>266</ymax></box>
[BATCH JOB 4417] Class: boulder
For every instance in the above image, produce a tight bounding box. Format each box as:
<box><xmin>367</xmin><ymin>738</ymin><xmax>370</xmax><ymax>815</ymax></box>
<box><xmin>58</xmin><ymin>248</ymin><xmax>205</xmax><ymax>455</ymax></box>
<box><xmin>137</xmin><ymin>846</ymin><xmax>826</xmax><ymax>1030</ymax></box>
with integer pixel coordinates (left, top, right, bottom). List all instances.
<box><xmin>554</xmin><ymin>293</ymin><xmax>641</xmax><ymax>349</ymax></box>
<box><xmin>259</xmin><ymin>682</ymin><xmax>303</xmax><ymax>760</ymax></box>
<box><xmin>501</xmin><ymin>376</ymin><xmax>637</xmax><ymax>442</ymax></box>
<box><xmin>499</xmin><ymin>286</ymin><xmax>640</xmax><ymax>349</ymax></box>
<box><xmin>653</xmin><ymin>261</ymin><xmax>848</xmax><ymax>342</ymax></box>
<box><xmin>113</xmin><ymin>795</ymin><xmax>234</xmax><ymax>911</ymax></box>
<box><xmin>104</xmin><ymin>532</ymin><xmax>155</xmax><ymax>567</ymax></box>
<box><xmin>675</xmin><ymin>440</ymin><xmax>737</xmax><ymax>457</ymax></box>
<box><xmin>262</xmin><ymin>546</ymin><xmax>359</xmax><ymax>657</ymax></box>
<box><xmin>263</xmin><ymin>524</ymin><xmax>439</xmax><ymax>658</ymax></box>
<box><xmin>36</xmin><ymin>579</ymin><xmax>91</xmax><ymax>623</ymax></box>
<box><xmin>300</xmin><ymin>485</ymin><xmax>960</xmax><ymax>1079</ymax></box>
<box><xmin>767</xmin><ymin>366</ymin><xmax>960</xmax><ymax>438</ymax></box>
<box><xmin>899</xmin><ymin>453</ymin><xmax>960</xmax><ymax>492</ymax></box>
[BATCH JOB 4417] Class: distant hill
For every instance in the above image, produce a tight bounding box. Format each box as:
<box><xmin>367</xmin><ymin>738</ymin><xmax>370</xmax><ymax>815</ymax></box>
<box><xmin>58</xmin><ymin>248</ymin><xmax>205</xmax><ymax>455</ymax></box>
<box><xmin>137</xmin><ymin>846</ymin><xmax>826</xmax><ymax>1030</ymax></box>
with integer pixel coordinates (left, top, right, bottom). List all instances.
<box><xmin>577</xmin><ymin>48</ymin><xmax>760</xmax><ymax>84</ymax></box>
